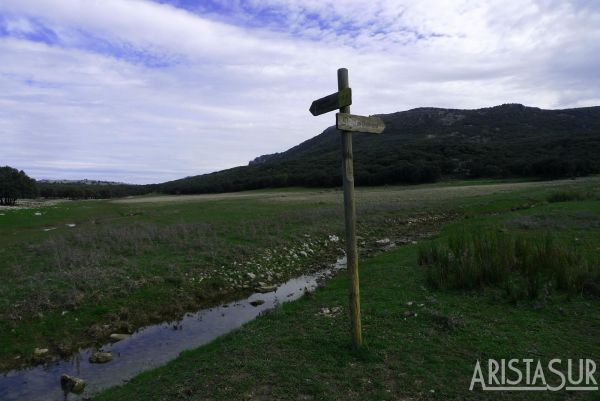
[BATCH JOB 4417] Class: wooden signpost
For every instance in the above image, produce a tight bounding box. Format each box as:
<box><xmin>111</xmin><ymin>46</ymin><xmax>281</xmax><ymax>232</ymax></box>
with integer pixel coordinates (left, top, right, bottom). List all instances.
<box><xmin>309</xmin><ymin>68</ymin><xmax>384</xmax><ymax>348</ymax></box>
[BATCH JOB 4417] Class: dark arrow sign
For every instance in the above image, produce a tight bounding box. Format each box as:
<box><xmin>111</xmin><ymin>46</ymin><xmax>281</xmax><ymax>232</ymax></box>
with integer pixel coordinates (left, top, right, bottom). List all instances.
<box><xmin>309</xmin><ymin>87</ymin><xmax>352</xmax><ymax>116</ymax></box>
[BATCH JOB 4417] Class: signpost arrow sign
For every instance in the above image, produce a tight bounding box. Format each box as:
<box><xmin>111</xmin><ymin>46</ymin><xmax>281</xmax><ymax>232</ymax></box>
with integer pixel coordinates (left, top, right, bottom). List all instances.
<box><xmin>309</xmin><ymin>87</ymin><xmax>352</xmax><ymax>116</ymax></box>
<box><xmin>336</xmin><ymin>113</ymin><xmax>385</xmax><ymax>134</ymax></box>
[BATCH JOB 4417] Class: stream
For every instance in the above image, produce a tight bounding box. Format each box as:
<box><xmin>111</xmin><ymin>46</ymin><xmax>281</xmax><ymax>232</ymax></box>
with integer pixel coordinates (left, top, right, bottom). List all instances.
<box><xmin>0</xmin><ymin>257</ymin><xmax>346</xmax><ymax>401</ymax></box>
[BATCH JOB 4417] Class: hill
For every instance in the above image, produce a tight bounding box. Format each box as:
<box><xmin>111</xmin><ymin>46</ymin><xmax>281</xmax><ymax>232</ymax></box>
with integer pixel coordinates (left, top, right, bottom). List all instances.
<box><xmin>159</xmin><ymin>104</ymin><xmax>600</xmax><ymax>194</ymax></box>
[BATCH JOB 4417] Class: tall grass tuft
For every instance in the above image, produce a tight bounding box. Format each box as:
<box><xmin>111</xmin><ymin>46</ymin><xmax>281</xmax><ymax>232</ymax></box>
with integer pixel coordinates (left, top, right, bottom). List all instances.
<box><xmin>546</xmin><ymin>190</ymin><xmax>590</xmax><ymax>203</ymax></box>
<box><xmin>418</xmin><ymin>230</ymin><xmax>600</xmax><ymax>301</ymax></box>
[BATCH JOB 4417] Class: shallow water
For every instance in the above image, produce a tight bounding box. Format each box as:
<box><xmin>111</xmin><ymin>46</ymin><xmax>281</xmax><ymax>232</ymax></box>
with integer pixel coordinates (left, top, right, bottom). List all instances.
<box><xmin>0</xmin><ymin>257</ymin><xmax>345</xmax><ymax>401</ymax></box>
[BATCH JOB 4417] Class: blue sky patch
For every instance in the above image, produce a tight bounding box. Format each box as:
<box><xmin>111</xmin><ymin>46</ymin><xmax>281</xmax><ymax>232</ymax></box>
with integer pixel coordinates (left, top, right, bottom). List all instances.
<box><xmin>0</xmin><ymin>13</ymin><xmax>181</xmax><ymax>69</ymax></box>
<box><xmin>0</xmin><ymin>14</ymin><xmax>59</xmax><ymax>45</ymax></box>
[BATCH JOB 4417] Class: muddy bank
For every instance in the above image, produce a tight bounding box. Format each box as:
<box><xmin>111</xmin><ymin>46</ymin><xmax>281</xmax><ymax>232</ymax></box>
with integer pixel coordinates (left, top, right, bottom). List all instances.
<box><xmin>0</xmin><ymin>258</ymin><xmax>347</xmax><ymax>401</ymax></box>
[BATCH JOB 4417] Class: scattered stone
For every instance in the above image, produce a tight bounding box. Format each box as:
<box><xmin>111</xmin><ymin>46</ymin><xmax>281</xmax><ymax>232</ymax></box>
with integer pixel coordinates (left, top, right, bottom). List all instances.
<box><xmin>34</xmin><ymin>347</ymin><xmax>49</xmax><ymax>356</ymax></box>
<box><xmin>318</xmin><ymin>306</ymin><xmax>342</xmax><ymax>317</ymax></box>
<box><xmin>406</xmin><ymin>301</ymin><xmax>414</xmax><ymax>306</ymax></box>
<box><xmin>89</xmin><ymin>351</ymin><xmax>113</xmax><ymax>364</ymax></box>
<box><xmin>66</xmin><ymin>223</ymin><xmax>76</xmax><ymax>228</ymax></box>
<box><xmin>249</xmin><ymin>300</ymin><xmax>265</xmax><ymax>307</ymax></box>
<box><xmin>246</xmin><ymin>272</ymin><xmax>256</xmax><ymax>279</ymax></box>
<box><xmin>256</xmin><ymin>285</ymin><xmax>277</xmax><ymax>293</ymax></box>
<box><xmin>60</xmin><ymin>374</ymin><xmax>86</xmax><ymax>394</ymax></box>
<box><xmin>328</xmin><ymin>234</ymin><xmax>339</xmax><ymax>243</ymax></box>
<box><xmin>376</xmin><ymin>238</ymin><xmax>391</xmax><ymax>246</ymax></box>
<box><xmin>34</xmin><ymin>212</ymin><xmax>42</xmax><ymax>216</ymax></box>
<box><xmin>109</xmin><ymin>333</ymin><xmax>130</xmax><ymax>342</ymax></box>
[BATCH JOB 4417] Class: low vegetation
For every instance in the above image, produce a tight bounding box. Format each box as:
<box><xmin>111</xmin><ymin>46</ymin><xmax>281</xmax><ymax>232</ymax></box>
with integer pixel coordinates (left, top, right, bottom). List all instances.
<box><xmin>2</xmin><ymin>177</ymin><xmax>599</xmax><ymax>401</ymax></box>
<box><xmin>419</xmin><ymin>231</ymin><xmax>600</xmax><ymax>301</ymax></box>
<box><xmin>93</xmin><ymin>186</ymin><xmax>600</xmax><ymax>401</ymax></box>
<box><xmin>546</xmin><ymin>189</ymin><xmax>595</xmax><ymax>203</ymax></box>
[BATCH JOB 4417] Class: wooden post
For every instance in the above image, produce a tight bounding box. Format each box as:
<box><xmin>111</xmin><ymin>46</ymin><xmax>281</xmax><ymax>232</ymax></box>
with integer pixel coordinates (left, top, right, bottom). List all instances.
<box><xmin>337</xmin><ymin>68</ymin><xmax>362</xmax><ymax>348</ymax></box>
<box><xmin>309</xmin><ymin>68</ymin><xmax>381</xmax><ymax>348</ymax></box>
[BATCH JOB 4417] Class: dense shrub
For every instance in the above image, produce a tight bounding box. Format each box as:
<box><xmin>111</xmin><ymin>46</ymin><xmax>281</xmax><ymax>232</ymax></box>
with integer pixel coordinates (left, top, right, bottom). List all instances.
<box><xmin>418</xmin><ymin>230</ymin><xmax>600</xmax><ymax>301</ymax></box>
<box><xmin>546</xmin><ymin>190</ymin><xmax>591</xmax><ymax>203</ymax></box>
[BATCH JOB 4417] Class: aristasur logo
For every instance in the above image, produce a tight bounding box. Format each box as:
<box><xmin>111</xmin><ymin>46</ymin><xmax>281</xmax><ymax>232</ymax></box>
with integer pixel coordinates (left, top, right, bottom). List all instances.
<box><xmin>470</xmin><ymin>359</ymin><xmax>598</xmax><ymax>391</ymax></box>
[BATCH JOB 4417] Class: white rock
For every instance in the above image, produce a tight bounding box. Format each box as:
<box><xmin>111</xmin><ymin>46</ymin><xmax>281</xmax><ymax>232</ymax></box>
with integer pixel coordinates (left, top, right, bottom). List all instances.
<box><xmin>109</xmin><ymin>333</ymin><xmax>130</xmax><ymax>342</ymax></box>
<box><xmin>34</xmin><ymin>347</ymin><xmax>49</xmax><ymax>356</ymax></box>
<box><xmin>376</xmin><ymin>238</ymin><xmax>391</xmax><ymax>246</ymax></box>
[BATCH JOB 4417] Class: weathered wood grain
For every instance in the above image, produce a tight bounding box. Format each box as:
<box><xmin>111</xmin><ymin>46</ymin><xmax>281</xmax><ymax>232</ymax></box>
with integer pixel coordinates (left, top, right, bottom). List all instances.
<box><xmin>336</xmin><ymin>113</ymin><xmax>385</xmax><ymax>134</ymax></box>
<box><xmin>337</xmin><ymin>68</ymin><xmax>362</xmax><ymax>349</ymax></box>
<box><xmin>309</xmin><ymin>87</ymin><xmax>352</xmax><ymax>116</ymax></box>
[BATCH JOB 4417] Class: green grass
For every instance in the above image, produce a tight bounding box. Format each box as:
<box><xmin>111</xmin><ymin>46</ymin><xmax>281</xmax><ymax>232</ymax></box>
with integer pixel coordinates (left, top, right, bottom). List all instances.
<box><xmin>89</xmin><ymin>180</ymin><xmax>600</xmax><ymax>400</ymax></box>
<box><xmin>1</xmin><ymin>177</ymin><xmax>600</xmax><ymax>380</ymax></box>
<box><xmin>0</xmin><ymin>198</ymin><xmax>346</xmax><ymax>368</ymax></box>
<box><xmin>93</xmin><ymin>248</ymin><xmax>599</xmax><ymax>401</ymax></box>
<box><xmin>419</xmin><ymin>230</ymin><xmax>600</xmax><ymax>300</ymax></box>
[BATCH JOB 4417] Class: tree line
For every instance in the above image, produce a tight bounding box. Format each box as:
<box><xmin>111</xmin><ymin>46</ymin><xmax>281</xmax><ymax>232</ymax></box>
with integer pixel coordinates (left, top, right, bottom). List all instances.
<box><xmin>0</xmin><ymin>166</ymin><xmax>38</xmax><ymax>205</ymax></box>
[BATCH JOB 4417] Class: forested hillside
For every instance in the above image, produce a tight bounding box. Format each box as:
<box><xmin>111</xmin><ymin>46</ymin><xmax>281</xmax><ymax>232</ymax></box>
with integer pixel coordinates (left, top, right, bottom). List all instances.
<box><xmin>158</xmin><ymin>104</ymin><xmax>600</xmax><ymax>194</ymax></box>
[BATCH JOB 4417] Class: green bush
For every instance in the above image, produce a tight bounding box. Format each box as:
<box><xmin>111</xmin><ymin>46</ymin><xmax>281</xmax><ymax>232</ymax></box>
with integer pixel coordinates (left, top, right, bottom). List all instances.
<box><xmin>418</xmin><ymin>230</ymin><xmax>600</xmax><ymax>301</ymax></box>
<box><xmin>546</xmin><ymin>190</ymin><xmax>587</xmax><ymax>203</ymax></box>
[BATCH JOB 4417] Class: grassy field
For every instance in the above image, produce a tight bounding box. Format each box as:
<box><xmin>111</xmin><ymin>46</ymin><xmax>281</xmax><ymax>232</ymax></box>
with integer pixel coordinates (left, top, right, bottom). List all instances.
<box><xmin>1</xmin><ymin>177</ymin><xmax>599</xmax><ymax>399</ymax></box>
<box><xmin>92</xmin><ymin>180</ymin><xmax>600</xmax><ymax>400</ymax></box>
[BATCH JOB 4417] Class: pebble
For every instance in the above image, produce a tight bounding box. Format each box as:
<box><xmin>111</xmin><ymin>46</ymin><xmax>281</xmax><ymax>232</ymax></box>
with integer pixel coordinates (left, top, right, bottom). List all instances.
<box><xmin>109</xmin><ymin>333</ymin><xmax>131</xmax><ymax>342</ymax></box>
<box><xmin>89</xmin><ymin>351</ymin><xmax>113</xmax><ymax>364</ymax></box>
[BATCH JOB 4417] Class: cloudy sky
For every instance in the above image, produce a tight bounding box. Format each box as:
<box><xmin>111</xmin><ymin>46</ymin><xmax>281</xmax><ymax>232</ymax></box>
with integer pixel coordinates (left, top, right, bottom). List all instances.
<box><xmin>1</xmin><ymin>0</ymin><xmax>599</xmax><ymax>184</ymax></box>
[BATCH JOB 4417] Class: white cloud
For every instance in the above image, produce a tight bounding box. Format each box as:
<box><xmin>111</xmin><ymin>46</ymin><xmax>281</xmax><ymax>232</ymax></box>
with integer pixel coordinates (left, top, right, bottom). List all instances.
<box><xmin>0</xmin><ymin>0</ymin><xmax>598</xmax><ymax>183</ymax></box>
